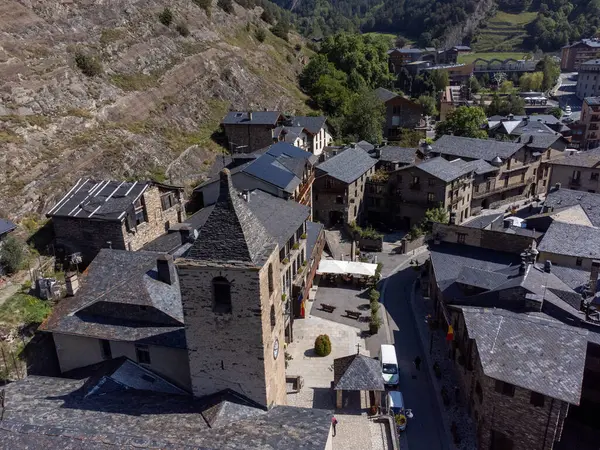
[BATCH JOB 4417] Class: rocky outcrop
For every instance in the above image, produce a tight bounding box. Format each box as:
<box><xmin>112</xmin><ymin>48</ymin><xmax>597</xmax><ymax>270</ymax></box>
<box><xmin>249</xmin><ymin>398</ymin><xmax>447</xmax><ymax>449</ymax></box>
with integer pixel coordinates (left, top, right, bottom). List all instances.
<box><xmin>0</xmin><ymin>0</ymin><xmax>310</xmax><ymax>219</ymax></box>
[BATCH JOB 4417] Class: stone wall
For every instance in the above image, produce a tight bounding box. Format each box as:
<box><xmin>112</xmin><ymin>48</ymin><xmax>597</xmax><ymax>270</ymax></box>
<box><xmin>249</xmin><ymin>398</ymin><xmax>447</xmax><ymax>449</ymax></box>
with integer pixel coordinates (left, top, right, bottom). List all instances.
<box><xmin>177</xmin><ymin>249</ymin><xmax>287</xmax><ymax>407</ymax></box>
<box><xmin>433</xmin><ymin>222</ymin><xmax>534</xmax><ymax>254</ymax></box>
<box><xmin>223</xmin><ymin>124</ymin><xmax>275</xmax><ymax>153</ymax></box>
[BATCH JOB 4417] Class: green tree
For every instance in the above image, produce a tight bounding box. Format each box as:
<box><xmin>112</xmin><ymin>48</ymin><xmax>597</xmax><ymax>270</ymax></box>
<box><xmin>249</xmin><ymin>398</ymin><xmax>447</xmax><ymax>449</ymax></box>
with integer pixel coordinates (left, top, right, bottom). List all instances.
<box><xmin>217</xmin><ymin>0</ymin><xmax>234</xmax><ymax>13</ymax></box>
<box><xmin>499</xmin><ymin>80</ymin><xmax>514</xmax><ymax>94</ymax></box>
<box><xmin>429</xmin><ymin>69</ymin><xmax>449</xmax><ymax>92</ymax></box>
<box><xmin>0</xmin><ymin>235</ymin><xmax>24</xmax><ymax>274</ymax></box>
<box><xmin>417</xmin><ymin>95</ymin><xmax>438</xmax><ymax>117</ymax></box>
<box><xmin>159</xmin><ymin>7</ymin><xmax>173</xmax><ymax>26</ymax></box>
<box><xmin>548</xmin><ymin>107</ymin><xmax>563</xmax><ymax>120</ymax></box>
<box><xmin>311</xmin><ymin>73</ymin><xmax>351</xmax><ymax>116</ymax></box>
<box><xmin>519</xmin><ymin>72</ymin><xmax>544</xmax><ymax>91</ymax></box>
<box><xmin>261</xmin><ymin>9</ymin><xmax>274</xmax><ymax>24</ymax></box>
<box><xmin>435</xmin><ymin>106</ymin><xmax>487</xmax><ymax>139</ymax></box>
<box><xmin>343</xmin><ymin>90</ymin><xmax>385</xmax><ymax>144</ymax></box>
<box><xmin>421</xmin><ymin>205</ymin><xmax>449</xmax><ymax>232</ymax></box>
<box><xmin>74</xmin><ymin>52</ymin><xmax>102</xmax><ymax>77</ymax></box>
<box><xmin>271</xmin><ymin>17</ymin><xmax>290</xmax><ymax>41</ymax></box>
<box><xmin>486</xmin><ymin>94</ymin><xmax>525</xmax><ymax>116</ymax></box>
<box><xmin>255</xmin><ymin>27</ymin><xmax>266</xmax><ymax>42</ymax></box>
<box><xmin>537</xmin><ymin>56</ymin><xmax>560</xmax><ymax>91</ymax></box>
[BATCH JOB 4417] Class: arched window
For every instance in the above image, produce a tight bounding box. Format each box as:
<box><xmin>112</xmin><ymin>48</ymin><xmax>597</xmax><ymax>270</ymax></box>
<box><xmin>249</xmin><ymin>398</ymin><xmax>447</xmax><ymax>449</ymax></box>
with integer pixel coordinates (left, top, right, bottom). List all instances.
<box><xmin>268</xmin><ymin>263</ymin><xmax>274</xmax><ymax>295</ymax></box>
<box><xmin>270</xmin><ymin>304</ymin><xmax>276</xmax><ymax>329</ymax></box>
<box><xmin>213</xmin><ymin>277</ymin><xmax>232</xmax><ymax>314</ymax></box>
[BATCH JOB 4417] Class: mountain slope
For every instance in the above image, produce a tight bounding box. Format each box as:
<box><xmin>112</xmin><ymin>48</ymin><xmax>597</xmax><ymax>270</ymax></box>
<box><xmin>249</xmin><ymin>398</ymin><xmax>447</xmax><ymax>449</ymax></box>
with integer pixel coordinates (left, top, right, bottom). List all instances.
<box><xmin>0</xmin><ymin>0</ymin><xmax>311</xmax><ymax>219</ymax></box>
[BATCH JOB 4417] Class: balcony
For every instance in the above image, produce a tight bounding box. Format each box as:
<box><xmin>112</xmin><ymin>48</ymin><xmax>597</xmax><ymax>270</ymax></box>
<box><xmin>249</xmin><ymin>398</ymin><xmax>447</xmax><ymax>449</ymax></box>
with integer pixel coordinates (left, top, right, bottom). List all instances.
<box><xmin>297</xmin><ymin>173</ymin><xmax>314</xmax><ymax>204</ymax></box>
<box><xmin>591</xmin><ymin>115</ymin><xmax>600</xmax><ymax>123</ymax></box>
<box><xmin>472</xmin><ymin>177</ymin><xmax>533</xmax><ymax>199</ymax></box>
<box><xmin>451</xmin><ymin>195</ymin><xmax>463</xmax><ymax>205</ymax></box>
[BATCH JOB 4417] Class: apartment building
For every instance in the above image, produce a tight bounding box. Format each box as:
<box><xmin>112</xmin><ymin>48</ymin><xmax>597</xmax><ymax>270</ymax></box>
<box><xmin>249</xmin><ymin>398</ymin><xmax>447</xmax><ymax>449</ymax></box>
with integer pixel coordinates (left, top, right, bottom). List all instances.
<box><xmin>576</xmin><ymin>60</ymin><xmax>600</xmax><ymax>100</ymax></box>
<box><xmin>580</xmin><ymin>97</ymin><xmax>600</xmax><ymax>150</ymax></box>
<box><xmin>561</xmin><ymin>38</ymin><xmax>600</xmax><ymax>72</ymax></box>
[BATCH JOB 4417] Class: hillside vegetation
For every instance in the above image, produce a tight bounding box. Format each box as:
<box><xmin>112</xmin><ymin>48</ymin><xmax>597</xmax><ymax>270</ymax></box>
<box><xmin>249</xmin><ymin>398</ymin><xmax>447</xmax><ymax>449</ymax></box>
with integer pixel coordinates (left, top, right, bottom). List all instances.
<box><xmin>0</xmin><ymin>0</ymin><xmax>311</xmax><ymax>220</ymax></box>
<box><xmin>471</xmin><ymin>11</ymin><xmax>537</xmax><ymax>52</ymax></box>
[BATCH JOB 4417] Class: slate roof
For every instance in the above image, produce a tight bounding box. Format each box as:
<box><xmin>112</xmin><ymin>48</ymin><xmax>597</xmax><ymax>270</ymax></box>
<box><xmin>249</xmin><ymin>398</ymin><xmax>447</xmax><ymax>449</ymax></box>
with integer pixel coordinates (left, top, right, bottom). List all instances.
<box><xmin>0</xmin><ymin>218</ymin><xmax>16</xmax><ymax>236</ymax></box>
<box><xmin>459</xmin><ymin>158</ymin><xmax>498</xmax><ymax>175</ymax></box>
<box><xmin>432</xmin><ymin>135</ymin><xmax>523</xmax><ymax>162</ymax></box>
<box><xmin>356</xmin><ymin>140</ymin><xmax>376</xmax><ymax>152</ymax></box>
<box><xmin>456</xmin><ymin>266</ymin><xmax>510</xmax><ymax>290</ymax></box>
<box><xmin>544</xmin><ymin>188</ymin><xmax>600</xmax><ymax>227</ymax></box>
<box><xmin>374</xmin><ymin>87</ymin><xmax>399</xmax><ymax>103</ymax></box>
<box><xmin>488</xmin><ymin>115</ymin><xmax>560</xmax><ymax>125</ymax></box>
<box><xmin>222</xmin><ymin>111</ymin><xmax>283</xmax><ymax>126</ymax></box>
<box><xmin>415</xmin><ymin>157</ymin><xmax>473</xmax><ymax>182</ymax></box>
<box><xmin>582</xmin><ymin>59</ymin><xmax>600</xmax><ymax>67</ymax></box>
<box><xmin>273</xmin><ymin>126</ymin><xmax>306</xmax><ymax>143</ymax></box>
<box><xmin>548</xmin><ymin>148</ymin><xmax>600</xmax><ymax>168</ymax></box>
<box><xmin>586</xmin><ymin>97</ymin><xmax>600</xmax><ymax>106</ymax></box>
<box><xmin>306</xmin><ymin>221</ymin><xmax>324</xmax><ymax>258</ymax></box>
<box><xmin>461</xmin><ymin>307</ymin><xmax>587</xmax><ymax>404</ymax></box>
<box><xmin>0</xmin><ymin>375</ymin><xmax>333</xmax><ymax>449</ymax></box>
<box><xmin>333</xmin><ymin>354</ymin><xmax>385</xmax><ymax>391</ymax></box>
<box><xmin>551</xmin><ymin>265</ymin><xmax>600</xmax><ymax>296</ymax></box>
<box><xmin>243</xmin><ymin>155</ymin><xmax>302</xmax><ymax>193</ymax></box>
<box><xmin>185</xmin><ymin>170</ymin><xmax>275</xmax><ymax>267</ymax></box>
<box><xmin>462</xmin><ymin>213</ymin><xmax>504</xmax><ymax>229</ymax></box>
<box><xmin>289</xmin><ymin>116</ymin><xmax>327</xmax><ymax>135</ymax></box>
<box><xmin>40</xmin><ymin>249</ymin><xmax>186</xmax><ymax>348</ymax></box>
<box><xmin>379</xmin><ymin>146</ymin><xmax>416</xmax><ymax>164</ymax></box>
<box><xmin>47</xmin><ymin>179</ymin><xmax>152</xmax><ymax>222</ymax></box>
<box><xmin>316</xmin><ymin>146</ymin><xmax>377</xmax><ymax>184</ymax></box>
<box><xmin>538</xmin><ymin>221</ymin><xmax>600</xmax><ymax>259</ymax></box>
<box><xmin>245</xmin><ymin>190</ymin><xmax>309</xmax><ymax>250</ymax></box>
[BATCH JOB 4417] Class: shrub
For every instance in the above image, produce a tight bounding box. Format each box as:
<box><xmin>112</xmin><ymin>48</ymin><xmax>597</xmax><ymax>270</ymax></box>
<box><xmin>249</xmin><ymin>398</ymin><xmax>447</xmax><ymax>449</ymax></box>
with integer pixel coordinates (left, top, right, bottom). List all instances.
<box><xmin>0</xmin><ymin>235</ymin><xmax>24</xmax><ymax>274</ymax></box>
<box><xmin>292</xmin><ymin>242</ymin><xmax>299</xmax><ymax>250</ymax></box>
<box><xmin>369</xmin><ymin>313</ymin><xmax>383</xmax><ymax>332</ymax></box>
<box><xmin>369</xmin><ymin>288</ymin><xmax>380</xmax><ymax>304</ymax></box>
<box><xmin>159</xmin><ymin>7</ymin><xmax>173</xmax><ymax>26</ymax></box>
<box><xmin>193</xmin><ymin>0</ymin><xmax>212</xmax><ymax>16</ymax></box>
<box><xmin>370</xmin><ymin>301</ymin><xmax>380</xmax><ymax>315</ymax></box>
<box><xmin>294</xmin><ymin>43</ymin><xmax>302</xmax><ymax>51</ymax></box>
<box><xmin>314</xmin><ymin>334</ymin><xmax>331</xmax><ymax>356</ymax></box>
<box><xmin>261</xmin><ymin>9</ymin><xmax>274</xmax><ymax>24</ymax></box>
<box><xmin>176</xmin><ymin>22</ymin><xmax>190</xmax><ymax>36</ymax></box>
<box><xmin>218</xmin><ymin>0</ymin><xmax>234</xmax><ymax>13</ymax></box>
<box><xmin>300</xmin><ymin>233</ymin><xmax>307</xmax><ymax>239</ymax></box>
<box><xmin>286</xmin><ymin>54</ymin><xmax>293</xmax><ymax>63</ymax></box>
<box><xmin>270</xmin><ymin>18</ymin><xmax>290</xmax><ymax>41</ymax></box>
<box><xmin>74</xmin><ymin>52</ymin><xmax>102</xmax><ymax>77</ymax></box>
<box><xmin>255</xmin><ymin>28</ymin><xmax>266</xmax><ymax>43</ymax></box>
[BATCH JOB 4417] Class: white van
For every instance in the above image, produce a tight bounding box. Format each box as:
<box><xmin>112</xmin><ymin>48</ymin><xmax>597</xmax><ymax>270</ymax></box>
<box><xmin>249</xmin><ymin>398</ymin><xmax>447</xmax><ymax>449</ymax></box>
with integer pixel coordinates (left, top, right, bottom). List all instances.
<box><xmin>387</xmin><ymin>391</ymin><xmax>407</xmax><ymax>431</ymax></box>
<box><xmin>379</xmin><ymin>344</ymin><xmax>399</xmax><ymax>386</ymax></box>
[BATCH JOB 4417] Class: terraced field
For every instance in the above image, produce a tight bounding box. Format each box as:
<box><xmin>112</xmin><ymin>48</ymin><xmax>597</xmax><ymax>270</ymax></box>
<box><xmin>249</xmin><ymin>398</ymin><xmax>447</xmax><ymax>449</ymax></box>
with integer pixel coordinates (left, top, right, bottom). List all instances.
<box><xmin>471</xmin><ymin>11</ymin><xmax>537</xmax><ymax>52</ymax></box>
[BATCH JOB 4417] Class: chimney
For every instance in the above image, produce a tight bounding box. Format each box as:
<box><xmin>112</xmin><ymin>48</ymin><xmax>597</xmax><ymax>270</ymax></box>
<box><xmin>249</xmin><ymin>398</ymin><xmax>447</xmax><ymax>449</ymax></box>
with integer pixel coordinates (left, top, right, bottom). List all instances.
<box><xmin>591</xmin><ymin>260</ymin><xmax>600</xmax><ymax>295</ymax></box>
<box><xmin>248</xmin><ymin>110</ymin><xmax>253</xmax><ymax>121</ymax></box>
<box><xmin>544</xmin><ymin>260</ymin><xmax>552</xmax><ymax>273</ymax></box>
<box><xmin>157</xmin><ymin>254</ymin><xmax>175</xmax><ymax>285</ymax></box>
<box><xmin>65</xmin><ymin>272</ymin><xmax>79</xmax><ymax>296</ymax></box>
<box><xmin>554</xmin><ymin>182</ymin><xmax>561</xmax><ymax>191</ymax></box>
<box><xmin>178</xmin><ymin>224</ymin><xmax>195</xmax><ymax>244</ymax></box>
<box><xmin>528</xmin><ymin>135</ymin><xmax>534</xmax><ymax>144</ymax></box>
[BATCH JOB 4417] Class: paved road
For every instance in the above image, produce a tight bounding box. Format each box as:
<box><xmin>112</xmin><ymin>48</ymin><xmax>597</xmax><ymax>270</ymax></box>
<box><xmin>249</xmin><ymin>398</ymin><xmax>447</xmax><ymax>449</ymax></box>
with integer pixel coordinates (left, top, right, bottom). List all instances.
<box><xmin>555</xmin><ymin>72</ymin><xmax>581</xmax><ymax>121</ymax></box>
<box><xmin>382</xmin><ymin>262</ymin><xmax>448</xmax><ymax>450</ymax></box>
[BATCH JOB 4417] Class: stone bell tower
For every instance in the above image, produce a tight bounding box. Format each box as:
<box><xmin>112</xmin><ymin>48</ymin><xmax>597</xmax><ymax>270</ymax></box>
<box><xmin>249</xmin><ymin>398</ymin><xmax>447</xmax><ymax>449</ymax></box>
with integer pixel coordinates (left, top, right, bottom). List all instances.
<box><xmin>176</xmin><ymin>169</ymin><xmax>287</xmax><ymax>407</ymax></box>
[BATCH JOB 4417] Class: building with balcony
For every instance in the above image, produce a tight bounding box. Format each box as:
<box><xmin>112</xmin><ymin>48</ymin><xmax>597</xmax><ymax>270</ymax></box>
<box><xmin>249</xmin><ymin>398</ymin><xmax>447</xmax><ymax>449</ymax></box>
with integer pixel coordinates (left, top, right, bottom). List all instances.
<box><xmin>286</xmin><ymin>116</ymin><xmax>333</xmax><ymax>157</ymax></box>
<box><xmin>576</xmin><ymin>60</ymin><xmax>600</xmax><ymax>100</ymax></box>
<box><xmin>374</xmin><ymin>88</ymin><xmax>425</xmax><ymax>139</ymax></box>
<box><xmin>547</xmin><ymin>147</ymin><xmax>600</xmax><ymax>193</ymax></box>
<box><xmin>194</xmin><ymin>142</ymin><xmax>317</xmax><ymax>216</ymax></box>
<box><xmin>581</xmin><ymin>97</ymin><xmax>600</xmax><ymax>150</ymax></box>
<box><xmin>313</xmin><ymin>146</ymin><xmax>377</xmax><ymax>227</ymax></box>
<box><xmin>381</xmin><ymin>157</ymin><xmax>475</xmax><ymax>230</ymax></box>
<box><xmin>222</xmin><ymin>111</ymin><xmax>285</xmax><ymax>153</ymax></box>
<box><xmin>561</xmin><ymin>38</ymin><xmax>600</xmax><ymax>72</ymax></box>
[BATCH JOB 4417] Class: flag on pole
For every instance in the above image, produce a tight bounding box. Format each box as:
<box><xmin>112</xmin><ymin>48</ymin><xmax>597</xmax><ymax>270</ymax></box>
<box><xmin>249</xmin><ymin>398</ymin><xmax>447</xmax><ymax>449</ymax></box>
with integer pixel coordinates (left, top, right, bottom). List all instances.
<box><xmin>446</xmin><ymin>325</ymin><xmax>454</xmax><ymax>341</ymax></box>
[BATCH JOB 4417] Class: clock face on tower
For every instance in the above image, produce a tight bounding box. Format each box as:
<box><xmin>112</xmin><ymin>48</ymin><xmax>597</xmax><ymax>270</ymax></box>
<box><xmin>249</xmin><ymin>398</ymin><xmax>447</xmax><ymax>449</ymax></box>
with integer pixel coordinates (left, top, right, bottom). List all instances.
<box><xmin>273</xmin><ymin>338</ymin><xmax>280</xmax><ymax>360</ymax></box>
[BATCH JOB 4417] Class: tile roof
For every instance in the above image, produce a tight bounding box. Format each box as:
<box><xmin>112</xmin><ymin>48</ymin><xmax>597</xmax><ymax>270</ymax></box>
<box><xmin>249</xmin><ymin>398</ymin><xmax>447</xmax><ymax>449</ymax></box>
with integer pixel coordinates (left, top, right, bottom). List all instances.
<box><xmin>415</xmin><ymin>156</ymin><xmax>473</xmax><ymax>182</ymax></box>
<box><xmin>185</xmin><ymin>170</ymin><xmax>275</xmax><ymax>267</ymax></box>
<box><xmin>333</xmin><ymin>354</ymin><xmax>385</xmax><ymax>391</ymax></box>
<box><xmin>245</xmin><ymin>190</ymin><xmax>309</xmax><ymax>250</ymax></box>
<box><xmin>306</xmin><ymin>221</ymin><xmax>324</xmax><ymax>258</ymax></box>
<box><xmin>544</xmin><ymin>188</ymin><xmax>600</xmax><ymax>227</ymax></box>
<box><xmin>289</xmin><ymin>116</ymin><xmax>327</xmax><ymax>135</ymax></box>
<box><xmin>374</xmin><ymin>87</ymin><xmax>398</xmax><ymax>103</ymax></box>
<box><xmin>432</xmin><ymin>135</ymin><xmax>523</xmax><ymax>162</ymax></box>
<box><xmin>0</xmin><ymin>218</ymin><xmax>16</xmax><ymax>235</ymax></box>
<box><xmin>222</xmin><ymin>111</ymin><xmax>283</xmax><ymax>125</ymax></box>
<box><xmin>548</xmin><ymin>148</ymin><xmax>600</xmax><ymax>168</ymax></box>
<box><xmin>0</xmin><ymin>375</ymin><xmax>332</xmax><ymax>449</ymax></box>
<box><xmin>462</xmin><ymin>213</ymin><xmax>504</xmax><ymax>229</ymax></box>
<box><xmin>316</xmin><ymin>146</ymin><xmax>377</xmax><ymax>184</ymax></box>
<box><xmin>461</xmin><ymin>307</ymin><xmax>587</xmax><ymax>404</ymax></box>
<box><xmin>40</xmin><ymin>249</ymin><xmax>186</xmax><ymax>348</ymax></box>
<box><xmin>47</xmin><ymin>179</ymin><xmax>150</xmax><ymax>222</ymax></box>
<box><xmin>379</xmin><ymin>146</ymin><xmax>416</xmax><ymax>164</ymax></box>
<box><xmin>538</xmin><ymin>221</ymin><xmax>600</xmax><ymax>259</ymax></box>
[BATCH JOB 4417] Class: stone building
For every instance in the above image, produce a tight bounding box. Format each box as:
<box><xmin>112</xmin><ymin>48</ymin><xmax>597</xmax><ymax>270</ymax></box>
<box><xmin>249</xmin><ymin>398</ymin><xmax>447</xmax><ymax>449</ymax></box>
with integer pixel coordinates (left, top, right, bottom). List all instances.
<box><xmin>221</xmin><ymin>111</ymin><xmax>285</xmax><ymax>153</ymax></box>
<box><xmin>374</xmin><ymin>88</ymin><xmax>424</xmax><ymax>139</ymax></box>
<box><xmin>561</xmin><ymin>38</ymin><xmax>600</xmax><ymax>72</ymax></box>
<box><xmin>195</xmin><ymin>142</ymin><xmax>317</xmax><ymax>217</ymax></box>
<box><xmin>46</xmin><ymin>179</ymin><xmax>184</xmax><ymax>264</ymax></box>
<box><xmin>313</xmin><ymin>146</ymin><xmax>377</xmax><ymax>227</ymax></box>
<box><xmin>538</xmin><ymin>221</ymin><xmax>600</xmax><ymax>270</ymax></box>
<box><xmin>375</xmin><ymin>157</ymin><xmax>475</xmax><ymax>230</ymax></box>
<box><xmin>547</xmin><ymin>147</ymin><xmax>600</xmax><ymax>193</ymax></box>
<box><xmin>580</xmin><ymin>97</ymin><xmax>600</xmax><ymax>150</ymax></box>
<box><xmin>576</xmin><ymin>60</ymin><xmax>600</xmax><ymax>100</ymax></box>
<box><xmin>177</xmin><ymin>170</ymin><xmax>287</xmax><ymax>407</ymax></box>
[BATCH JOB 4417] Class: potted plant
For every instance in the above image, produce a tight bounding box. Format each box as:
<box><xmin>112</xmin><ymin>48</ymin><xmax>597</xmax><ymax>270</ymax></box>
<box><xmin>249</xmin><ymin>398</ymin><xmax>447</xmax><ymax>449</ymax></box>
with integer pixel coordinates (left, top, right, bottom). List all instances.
<box><xmin>292</xmin><ymin>242</ymin><xmax>299</xmax><ymax>250</ymax></box>
<box><xmin>300</xmin><ymin>233</ymin><xmax>307</xmax><ymax>239</ymax></box>
<box><xmin>369</xmin><ymin>313</ymin><xmax>383</xmax><ymax>334</ymax></box>
<box><xmin>314</xmin><ymin>334</ymin><xmax>331</xmax><ymax>356</ymax></box>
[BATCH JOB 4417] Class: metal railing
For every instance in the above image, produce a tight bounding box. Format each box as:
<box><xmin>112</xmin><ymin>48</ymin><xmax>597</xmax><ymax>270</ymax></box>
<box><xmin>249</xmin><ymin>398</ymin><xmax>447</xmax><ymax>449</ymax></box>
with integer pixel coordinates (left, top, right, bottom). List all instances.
<box><xmin>472</xmin><ymin>177</ymin><xmax>533</xmax><ymax>199</ymax></box>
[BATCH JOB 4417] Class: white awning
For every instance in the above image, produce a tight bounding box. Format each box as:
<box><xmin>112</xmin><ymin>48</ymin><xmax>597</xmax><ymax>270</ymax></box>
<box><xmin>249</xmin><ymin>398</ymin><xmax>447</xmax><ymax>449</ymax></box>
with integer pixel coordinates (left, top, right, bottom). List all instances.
<box><xmin>317</xmin><ymin>260</ymin><xmax>377</xmax><ymax>277</ymax></box>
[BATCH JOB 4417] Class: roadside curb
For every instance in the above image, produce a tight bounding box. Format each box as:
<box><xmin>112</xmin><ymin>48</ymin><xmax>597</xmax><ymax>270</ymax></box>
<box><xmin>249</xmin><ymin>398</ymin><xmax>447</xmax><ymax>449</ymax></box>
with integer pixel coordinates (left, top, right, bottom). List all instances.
<box><xmin>409</xmin><ymin>279</ymin><xmax>454</xmax><ymax>450</ymax></box>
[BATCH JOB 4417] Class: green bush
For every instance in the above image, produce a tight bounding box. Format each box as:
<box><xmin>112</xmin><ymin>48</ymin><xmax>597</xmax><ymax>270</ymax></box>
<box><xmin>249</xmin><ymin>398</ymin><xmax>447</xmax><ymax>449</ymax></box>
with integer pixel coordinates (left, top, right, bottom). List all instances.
<box><xmin>314</xmin><ymin>334</ymin><xmax>332</xmax><ymax>357</ymax></box>
<box><xmin>193</xmin><ymin>0</ymin><xmax>212</xmax><ymax>16</ymax></box>
<box><xmin>261</xmin><ymin>9</ymin><xmax>274</xmax><ymax>24</ymax></box>
<box><xmin>176</xmin><ymin>22</ymin><xmax>190</xmax><ymax>36</ymax></box>
<box><xmin>159</xmin><ymin>7</ymin><xmax>173</xmax><ymax>26</ymax></box>
<box><xmin>0</xmin><ymin>235</ymin><xmax>24</xmax><ymax>274</ymax></box>
<box><xmin>255</xmin><ymin>28</ymin><xmax>266</xmax><ymax>42</ymax></box>
<box><xmin>370</xmin><ymin>301</ymin><xmax>380</xmax><ymax>315</ymax></box>
<box><xmin>218</xmin><ymin>0</ymin><xmax>234</xmax><ymax>13</ymax></box>
<box><xmin>270</xmin><ymin>18</ymin><xmax>290</xmax><ymax>41</ymax></box>
<box><xmin>294</xmin><ymin>43</ymin><xmax>302</xmax><ymax>51</ymax></box>
<box><xmin>369</xmin><ymin>288</ymin><xmax>380</xmax><ymax>304</ymax></box>
<box><xmin>74</xmin><ymin>52</ymin><xmax>102</xmax><ymax>77</ymax></box>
